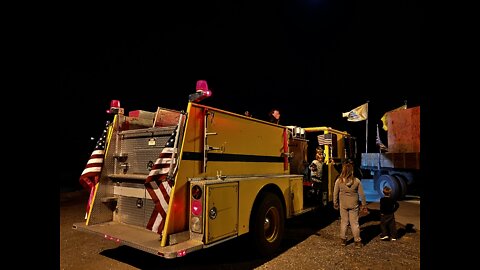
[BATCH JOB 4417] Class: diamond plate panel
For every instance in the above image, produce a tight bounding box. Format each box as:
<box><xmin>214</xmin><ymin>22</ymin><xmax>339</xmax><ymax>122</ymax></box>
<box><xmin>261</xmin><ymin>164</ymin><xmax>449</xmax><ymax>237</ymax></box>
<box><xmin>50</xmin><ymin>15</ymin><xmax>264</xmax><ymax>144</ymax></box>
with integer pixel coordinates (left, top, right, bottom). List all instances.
<box><xmin>116</xmin><ymin>182</ymin><xmax>155</xmax><ymax>227</ymax></box>
<box><xmin>116</xmin><ymin>126</ymin><xmax>176</xmax><ymax>175</ymax></box>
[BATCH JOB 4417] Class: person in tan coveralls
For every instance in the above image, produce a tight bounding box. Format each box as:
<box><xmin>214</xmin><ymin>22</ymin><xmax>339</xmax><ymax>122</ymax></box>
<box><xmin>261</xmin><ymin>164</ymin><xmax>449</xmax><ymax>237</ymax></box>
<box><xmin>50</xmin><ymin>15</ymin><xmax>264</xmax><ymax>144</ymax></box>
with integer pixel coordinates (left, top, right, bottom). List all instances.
<box><xmin>333</xmin><ymin>162</ymin><xmax>367</xmax><ymax>248</ymax></box>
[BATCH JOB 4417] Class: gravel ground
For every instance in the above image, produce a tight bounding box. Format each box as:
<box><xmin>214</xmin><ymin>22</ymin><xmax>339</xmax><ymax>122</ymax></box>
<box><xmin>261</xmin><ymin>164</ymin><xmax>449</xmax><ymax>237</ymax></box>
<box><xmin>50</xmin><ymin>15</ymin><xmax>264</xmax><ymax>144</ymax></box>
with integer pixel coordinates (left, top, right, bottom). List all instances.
<box><xmin>61</xmin><ymin>190</ymin><xmax>420</xmax><ymax>269</ymax></box>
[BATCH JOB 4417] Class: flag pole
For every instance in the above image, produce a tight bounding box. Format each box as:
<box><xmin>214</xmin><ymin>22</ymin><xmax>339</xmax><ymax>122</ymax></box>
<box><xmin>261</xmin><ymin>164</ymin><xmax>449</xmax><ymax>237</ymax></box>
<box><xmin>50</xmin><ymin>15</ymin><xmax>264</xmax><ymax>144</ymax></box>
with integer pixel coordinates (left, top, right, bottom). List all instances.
<box><xmin>376</xmin><ymin>124</ymin><xmax>381</xmax><ymax>170</ymax></box>
<box><xmin>365</xmin><ymin>101</ymin><xmax>369</xmax><ymax>153</ymax></box>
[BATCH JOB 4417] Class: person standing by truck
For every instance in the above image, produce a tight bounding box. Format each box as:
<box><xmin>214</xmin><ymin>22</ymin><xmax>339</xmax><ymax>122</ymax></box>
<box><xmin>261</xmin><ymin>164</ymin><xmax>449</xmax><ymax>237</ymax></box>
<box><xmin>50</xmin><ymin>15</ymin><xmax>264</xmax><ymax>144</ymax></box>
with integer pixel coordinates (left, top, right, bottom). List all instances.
<box><xmin>379</xmin><ymin>186</ymin><xmax>399</xmax><ymax>241</ymax></box>
<box><xmin>309</xmin><ymin>148</ymin><xmax>326</xmax><ymax>199</ymax></box>
<box><xmin>333</xmin><ymin>162</ymin><xmax>367</xmax><ymax>248</ymax></box>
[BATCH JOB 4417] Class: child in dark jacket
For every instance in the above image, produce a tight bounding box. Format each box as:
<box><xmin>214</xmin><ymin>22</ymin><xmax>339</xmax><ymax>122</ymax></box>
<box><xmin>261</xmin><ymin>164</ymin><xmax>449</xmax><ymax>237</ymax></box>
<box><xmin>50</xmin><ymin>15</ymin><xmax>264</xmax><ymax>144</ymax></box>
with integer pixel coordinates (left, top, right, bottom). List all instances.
<box><xmin>379</xmin><ymin>186</ymin><xmax>399</xmax><ymax>241</ymax></box>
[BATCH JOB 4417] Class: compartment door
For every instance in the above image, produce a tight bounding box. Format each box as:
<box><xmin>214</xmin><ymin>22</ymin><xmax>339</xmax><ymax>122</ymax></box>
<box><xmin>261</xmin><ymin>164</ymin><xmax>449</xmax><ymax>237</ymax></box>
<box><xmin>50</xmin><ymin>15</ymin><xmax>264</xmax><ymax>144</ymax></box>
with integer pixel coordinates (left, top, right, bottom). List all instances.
<box><xmin>290</xmin><ymin>177</ymin><xmax>304</xmax><ymax>214</ymax></box>
<box><xmin>114</xmin><ymin>182</ymin><xmax>153</xmax><ymax>227</ymax></box>
<box><xmin>205</xmin><ymin>182</ymin><xmax>238</xmax><ymax>244</ymax></box>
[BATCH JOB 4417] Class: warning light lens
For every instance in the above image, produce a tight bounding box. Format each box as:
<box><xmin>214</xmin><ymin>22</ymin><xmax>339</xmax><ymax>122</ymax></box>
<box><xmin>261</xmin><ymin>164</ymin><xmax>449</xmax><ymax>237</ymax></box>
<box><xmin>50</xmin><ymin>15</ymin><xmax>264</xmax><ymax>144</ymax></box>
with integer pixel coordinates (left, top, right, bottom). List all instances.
<box><xmin>189</xmin><ymin>80</ymin><xmax>212</xmax><ymax>102</ymax></box>
<box><xmin>110</xmin><ymin>99</ymin><xmax>120</xmax><ymax>109</ymax></box>
<box><xmin>191</xmin><ymin>216</ymin><xmax>202</xmax><ymax>232</ymax></box>
<box><xmin>196</xmin><ymin>80</ymin><xmax>208</xmax><ymax>91</ymax></box>
<box><xmin>191</xmin><ymin>200</ymin><xmax>202</xmax><ymax>216</ymax></box>
<box><xmin>192</xmin><ymin>185</ymin><xmax>202</xmax><ymax>200</ymax></box>
<box><xmin>107</xmin><ymin>99</ymin><xmax>122</xmax><ymax>114</ymax></box>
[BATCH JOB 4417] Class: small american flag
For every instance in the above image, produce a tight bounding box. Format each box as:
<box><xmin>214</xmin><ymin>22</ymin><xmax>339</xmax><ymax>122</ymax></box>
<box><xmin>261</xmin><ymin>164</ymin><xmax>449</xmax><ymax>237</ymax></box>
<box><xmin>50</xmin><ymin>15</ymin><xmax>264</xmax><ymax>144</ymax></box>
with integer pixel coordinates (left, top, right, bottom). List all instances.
<box><xmin>317</xmin><ymin>134</ymin><xmax>332</xmax><ymax>145</ymax></box>
<box><xmin>376</xmin><ymin>124</ymin><xmax>388</xmax><ymax>152</ymax></box>
<box><xmin>145</xmin><ymin>127</ymin><xmax>177</xmax><ymax>236</ymax></box>
<box><xmin>79</xmin><ymin>121</ymin><xmax>110</xmax><ymax>219</ymax></box>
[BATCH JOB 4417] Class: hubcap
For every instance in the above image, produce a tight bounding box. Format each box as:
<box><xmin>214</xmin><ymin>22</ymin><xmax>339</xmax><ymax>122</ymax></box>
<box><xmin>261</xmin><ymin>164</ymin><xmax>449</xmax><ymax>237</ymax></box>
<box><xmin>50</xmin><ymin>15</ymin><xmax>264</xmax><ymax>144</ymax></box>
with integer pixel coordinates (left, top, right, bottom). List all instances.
<box><xmin>264</xmin><ymin>206</ymin><xmax>279</xmax><ymax>242</ymax></box>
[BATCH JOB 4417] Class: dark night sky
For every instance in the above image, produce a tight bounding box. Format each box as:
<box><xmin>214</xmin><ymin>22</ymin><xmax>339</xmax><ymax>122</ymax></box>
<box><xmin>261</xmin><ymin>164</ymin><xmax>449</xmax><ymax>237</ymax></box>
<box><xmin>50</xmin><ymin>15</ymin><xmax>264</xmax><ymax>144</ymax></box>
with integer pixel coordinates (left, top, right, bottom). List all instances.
<box><xmin>59</xmin><ymin>0</ymin><xmax>428</xmax><ymax>189</ymax></box>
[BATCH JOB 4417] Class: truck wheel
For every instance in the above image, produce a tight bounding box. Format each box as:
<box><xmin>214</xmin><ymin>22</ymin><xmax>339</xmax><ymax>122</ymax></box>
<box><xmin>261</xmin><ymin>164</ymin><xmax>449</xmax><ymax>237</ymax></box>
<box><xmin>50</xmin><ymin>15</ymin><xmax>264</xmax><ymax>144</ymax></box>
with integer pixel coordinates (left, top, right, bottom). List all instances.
<box><xmin>392</xmin><ymin>174</ymin><xmax>408</xmax><ymax>199</ymax></box>
<box><xmin>250</xmin><ymin>192</ymin><xmax>285</xmax><ymax>257</ymax></box>
<box><xmin>376</xmin><ymin>174</ymin><xmax>401</xmax><ymax>201</ymax></box>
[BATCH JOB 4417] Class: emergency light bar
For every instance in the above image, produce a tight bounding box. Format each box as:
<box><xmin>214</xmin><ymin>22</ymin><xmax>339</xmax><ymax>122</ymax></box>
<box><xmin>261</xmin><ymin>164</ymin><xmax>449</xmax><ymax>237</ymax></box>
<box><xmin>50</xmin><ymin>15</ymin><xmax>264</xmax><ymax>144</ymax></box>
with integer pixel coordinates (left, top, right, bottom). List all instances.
<box><xmin>189</xmin><ymin>80</ymin><xmax>212</xmax><ymax>102</ymax></box>
<box><xmin>106</xmin><ymin>99</ymin><xmax>124</xmax><ymax>114</ymax></box>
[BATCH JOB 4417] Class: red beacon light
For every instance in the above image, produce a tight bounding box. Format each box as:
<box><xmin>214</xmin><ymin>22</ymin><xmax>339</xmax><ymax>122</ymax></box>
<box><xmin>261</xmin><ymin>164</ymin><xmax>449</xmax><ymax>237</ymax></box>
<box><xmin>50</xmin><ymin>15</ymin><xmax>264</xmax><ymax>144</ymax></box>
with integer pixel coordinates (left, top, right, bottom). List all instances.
<box><xmin>106</xmin><ymin>99</ymin><xmax>124</xmax><ymax>114</ymax></box>
<box><xmin>189</xmin><ymin>80</ymin><xmax>212</xmax><ymax>102</ymax></box>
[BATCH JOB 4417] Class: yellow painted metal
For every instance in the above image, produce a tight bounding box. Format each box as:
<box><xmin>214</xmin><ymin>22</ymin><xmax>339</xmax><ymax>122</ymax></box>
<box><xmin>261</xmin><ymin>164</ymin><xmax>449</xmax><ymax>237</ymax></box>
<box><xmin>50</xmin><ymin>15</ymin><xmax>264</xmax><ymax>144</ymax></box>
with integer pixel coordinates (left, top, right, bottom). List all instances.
<box><xmin>303</xmin><ymin>126</ymin><xmax>350</xmax><ymax>136</ymax></box>
<box><xmin>85</xmin><ymin>182</ymin><xmax>100</xmax><ymax>225</ymax></box>
<box><xmin>185</xmin><ymin>103</ymin><xmax>288</xmax><ymax>175</ymax></box>
<box><xmin>289</xmin><ymin>177</ymin><xmax>303</xmax><ymax>214</ymax></box>
<box><xmin>237</xmin><ymin>175</ymin><xmax>293</xmax><ymax>235</ymax></box>
<box><xmin>205</xmin><ymin>182</ymin><xmax>239</xmax><ymax>244</ymax></box>
<box><xmin>163</xmin><ymin>103</ymin><xmax>290</xmax><ymax>245</ymax></box>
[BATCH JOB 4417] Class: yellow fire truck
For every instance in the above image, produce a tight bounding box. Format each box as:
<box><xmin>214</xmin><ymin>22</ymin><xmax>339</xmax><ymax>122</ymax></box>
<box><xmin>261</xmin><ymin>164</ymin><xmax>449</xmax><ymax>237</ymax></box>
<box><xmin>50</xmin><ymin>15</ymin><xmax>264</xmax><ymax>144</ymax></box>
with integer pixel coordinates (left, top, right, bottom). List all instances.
<box><xmin>73</xmin><ymin>81</ymin><xmax>356</xmax><ymax>258</ymax></box>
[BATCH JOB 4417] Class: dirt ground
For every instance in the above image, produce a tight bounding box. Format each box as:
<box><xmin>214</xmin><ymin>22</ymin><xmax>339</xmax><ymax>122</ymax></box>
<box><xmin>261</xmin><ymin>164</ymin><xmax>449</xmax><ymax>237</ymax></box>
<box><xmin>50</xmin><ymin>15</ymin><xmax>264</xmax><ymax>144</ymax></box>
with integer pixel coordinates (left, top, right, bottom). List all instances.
<box><xmin>60</xmin><ymin>190</ymin><xmax>421</xmax><ymax>269</ymax></box>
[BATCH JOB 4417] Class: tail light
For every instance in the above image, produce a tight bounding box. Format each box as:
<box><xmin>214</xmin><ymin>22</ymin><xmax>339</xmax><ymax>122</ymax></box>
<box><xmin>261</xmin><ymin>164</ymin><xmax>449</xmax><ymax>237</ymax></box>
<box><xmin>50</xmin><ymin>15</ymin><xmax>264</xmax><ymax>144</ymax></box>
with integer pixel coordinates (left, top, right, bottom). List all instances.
<box><xmin>190</xmin><ymin>185</ymin><xmax>203</xmax><ymax>233</ymax></box>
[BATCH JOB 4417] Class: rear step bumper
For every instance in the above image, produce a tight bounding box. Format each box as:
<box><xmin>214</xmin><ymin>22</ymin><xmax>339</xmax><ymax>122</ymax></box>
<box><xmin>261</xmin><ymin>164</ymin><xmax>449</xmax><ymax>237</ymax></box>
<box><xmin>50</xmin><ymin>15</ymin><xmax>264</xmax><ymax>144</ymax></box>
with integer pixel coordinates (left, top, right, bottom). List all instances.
<box><xmin>73</xmin><ymin>222</ymin><xmax>204</xmax><ymax>258</ymax></box>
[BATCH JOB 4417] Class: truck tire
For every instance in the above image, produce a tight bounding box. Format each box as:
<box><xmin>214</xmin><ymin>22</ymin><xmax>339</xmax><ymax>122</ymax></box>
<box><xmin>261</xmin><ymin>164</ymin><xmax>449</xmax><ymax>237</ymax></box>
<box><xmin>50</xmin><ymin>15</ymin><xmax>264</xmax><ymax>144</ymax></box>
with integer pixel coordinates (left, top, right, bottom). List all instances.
<box><xmin>250</xmin><ymin>192</ymin><xmax>285</xmax><ymax>257</ymax></box>
<box><xmin>376</xmin><ymin>174</ymin><xmax>401</xmax><ymax>201</ymax></box>
<box><xmin>392</xmin><ymin>174</ymin><xmax>408</xmax><ymax>200</ymax></box>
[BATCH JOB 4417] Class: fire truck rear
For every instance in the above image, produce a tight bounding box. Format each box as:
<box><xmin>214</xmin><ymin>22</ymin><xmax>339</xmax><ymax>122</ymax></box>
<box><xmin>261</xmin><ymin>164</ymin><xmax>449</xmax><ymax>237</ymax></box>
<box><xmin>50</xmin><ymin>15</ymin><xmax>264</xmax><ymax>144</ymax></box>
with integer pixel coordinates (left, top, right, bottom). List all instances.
<box><xmin>73</xmin><ymin>81</ymin><xmax>356</xmax><ymax>258</ymax></box>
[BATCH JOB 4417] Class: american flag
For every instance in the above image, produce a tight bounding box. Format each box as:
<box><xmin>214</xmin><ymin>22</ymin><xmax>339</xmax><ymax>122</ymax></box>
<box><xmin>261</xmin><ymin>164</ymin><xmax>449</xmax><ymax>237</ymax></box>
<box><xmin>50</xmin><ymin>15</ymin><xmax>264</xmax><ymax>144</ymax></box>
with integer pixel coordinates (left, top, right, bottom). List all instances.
<box><xmin>317</xmin><ymin>134</ymin><xmax>332</xmax><ymax>145</ymax></box>
<box><xmin>376</xmin><ymin>124</ymin><xmax>388</xmax><ymax>152</ymax></box>
<box><xmin>145</xmin><ymin>127</ymin><xmax>177</xmax><ymax>236</ymax></box>
<box><xmin>80</xmin><ymin>121</ymin><xmax>109</xmax><ymax>189</ymax></box>
<box><xmin>376</xmin><ymin>137</ymin><xmax>388</xmax><ymax>152</ymax></box>
<box><xmin>79</xmin><ymin>121</ymin><xmax>110</xmax><ymax>219</ymax></box>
